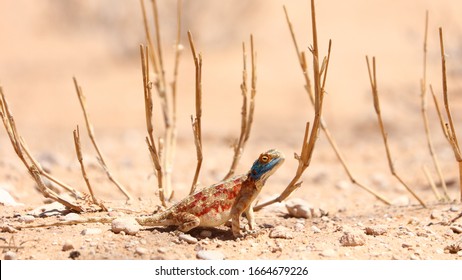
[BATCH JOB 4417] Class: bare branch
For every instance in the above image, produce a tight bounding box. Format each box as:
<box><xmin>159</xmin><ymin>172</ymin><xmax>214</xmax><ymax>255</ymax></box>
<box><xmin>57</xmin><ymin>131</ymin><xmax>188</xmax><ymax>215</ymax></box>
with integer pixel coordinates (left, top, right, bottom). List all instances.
<box><xmin>188</xmin><ymin>31</ymin><xmax>204</xmax><ymax>194</ymax></box>
<box><xmin>366</xmin><ymin>56</ymin><xmax>426</xmax><ymax>207</ymax></box>
<box><xmin>280</xmin><ymin>5</ymin><xmax>390</xmax><ymax>205</ymax></box>
<box><xmin>73</xmin><ymin>77</ymin><xmax>133</xmax><ymax>201</ymax></box>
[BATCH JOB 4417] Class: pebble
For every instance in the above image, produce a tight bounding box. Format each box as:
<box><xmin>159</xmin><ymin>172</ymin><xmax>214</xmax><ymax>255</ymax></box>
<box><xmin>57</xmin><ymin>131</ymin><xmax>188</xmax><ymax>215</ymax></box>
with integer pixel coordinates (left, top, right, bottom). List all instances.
<box><xmin>4</xmin><ymin>251</ymin><xmax>17</xmax><ymax>260</ymax></box>
<box><xmin>410</xmin><ymin>253</ymin><xmax>420</xmax><ymax>260</ymax></box>
<box><xmin>294</xmin><ymin>223</ymin><xmax>305</xmax><ymax>232</ymax></box>
<box><xmin>269</xmin><ymin>226</ymin><xmax>294</xmax><ymax>239</ymax></box>
<box><xmin>200</xmin><ymin>230</ymin><xmax>212</xmax><ymax>238</ymax></box>
<box><xmin>450</xmin><ymin>205</ymin><xmax>460</xmax><ymax>212</ymax></box>
<box><xmin>285</xmin><ymin>198</ymin><xmax>313</xmax><ymax>218</ymax></box>
<box><xmin>320</xmin><ymin>249</ymin><xmax>338</xmax><ymax>258</ymax></box>
<box><xmin>450</xmin><ymin>226</ymin><xmax>462</xmax><ymax>234</ymax></box>
<box><xmin>430</xmin><ymin>210</ymin><xmax>442</xmax><ymax>220</ymax></box>
<box><xmin>392</xmin><ymin>195</ymin><xmax>410</xmax><ymax>206</ymax></box>
<box><xmin>339</xmin><ymin>231</ymin><xmax>366</xmax><ymax>246</ymax></box>
<box><xmin>81</xmin><ymin>228</ymin><xmax>102</xmax><ymax>235</ymax></box>
<box><xmin>135</xmin><ymin>247</ymin><xmax>148</xmax><ymax>255</ymax></box>
<box><xmin>1</xmin><ymin>225</ymin><xmax>18</xmax><ymax>233</ymax></box>
<box><xmin>335</xmin><ymin>180</ymin><xmax>351</xmax><ymax>190</ymax></box>
<box><xmin>179</xmin><ymin>234</ymin><xmax>198</xmax><ymax>244</ymax></box>
<box><xmin>365</xmin><ymin>226</ymin><xmax>387</xmax><ymax>236</ymax></box>
<box><xmin>28</xmin><ymin>202</ymin><xmax>67</xmax><ymax>217</ymax></box>
<box><xmin>0</xmin><ymin>188</ymin><xmax>23</xmax><ymax>206</ymax></box>
<box><xmin>158</xmin><ymin>247</ymin><xmax>168</xmax><ymax>254</ymax></box>
<box><xmin>60</xmin><ymin>213</ymin><xmax>82</xmax><ymax>222</ymax></box>
<box><xmin>311</xmin><ymin>225</ymin><xmax>321</xmax><ymax>233</ymax></box>
<box><xmin>196</xmin><ymin>250</ymin><xmax>225</xmax><ymax>260</ymax></box>
<box><xmin>111</xmin><ymin>217</ymin><xmax>140</xmax><ymax>235</ymax></box>
<box><xmin>19</xmin><ymin>215</ymin><xmax>35</xmax><ymax>224</ymax></box>
<box><xmin>62</xmin><ymin>241</ymin><xmax>74</xmax><ymax>251</ymax></box>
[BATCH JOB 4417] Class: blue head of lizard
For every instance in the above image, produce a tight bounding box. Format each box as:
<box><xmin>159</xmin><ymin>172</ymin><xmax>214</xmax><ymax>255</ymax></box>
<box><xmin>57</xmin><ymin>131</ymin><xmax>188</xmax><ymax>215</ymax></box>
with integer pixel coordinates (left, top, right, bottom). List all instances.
<box><xmin>249</xmin><ymin>149</ymin><xmax>285</xmax><ymax>183</ymax></box>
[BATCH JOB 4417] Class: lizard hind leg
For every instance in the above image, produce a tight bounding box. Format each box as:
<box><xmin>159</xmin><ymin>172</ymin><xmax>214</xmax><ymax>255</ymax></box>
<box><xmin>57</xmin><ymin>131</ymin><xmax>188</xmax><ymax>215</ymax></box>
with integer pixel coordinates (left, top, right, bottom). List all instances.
<box><xmin>174</xmin><ymin>212</ymin><xmax>201</xmax><ymax>233</ymax></box>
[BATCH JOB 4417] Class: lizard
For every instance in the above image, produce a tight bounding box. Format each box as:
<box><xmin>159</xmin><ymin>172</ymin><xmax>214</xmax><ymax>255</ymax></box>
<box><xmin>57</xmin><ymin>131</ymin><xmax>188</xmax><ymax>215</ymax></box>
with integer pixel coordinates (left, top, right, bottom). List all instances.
<box><xmin>13</xmin><ymin>149</ymin><xmax>285</xmax><ymax>238</ymax></box>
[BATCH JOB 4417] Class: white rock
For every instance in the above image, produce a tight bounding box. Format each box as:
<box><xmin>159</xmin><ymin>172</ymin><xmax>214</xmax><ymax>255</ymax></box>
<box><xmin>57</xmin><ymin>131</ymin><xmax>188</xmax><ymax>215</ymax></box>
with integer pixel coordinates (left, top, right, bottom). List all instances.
<box><xmin>196</xmin><ymin>250</ymin><xmax>225</xmax><ymax>260</ymax></box>
<box><xmin>294</xmin><ymin>223</ymin><xmax>305</xmax><ymax>232</ymax></box>
<box><xmin>320</xmin><ymin>249</ymin><xmax>338</xmax><ymax>258</ymax></box>
<box><xmin>0</xmin><ymin>188</ymin><xmax>23</xmax><ymax>206</ymax></box>
<box><xmin>179</xmin><ymin>234</ymin><xmax>198</xmax><ymax>244</ymax></box>
<box><xmin>339</xmin><ymin>231</ymin><xmax>366</xmax><ymax>246</ymax></box>
<box><xmin>19</xmin><ymin>215</ymin><xmax>35</xmax><ymax>224</ymax></box>
<box><xmin>285</xmin><ymin>198</ymin><xmax>326</xmax><ymax>219</ymax></box>
<box><xmin>135</xmin><ymin>247</ymin><xmax>148</xmax><ymax>255</ymax></box>
<box><xmin>450</xmin><ymin>205</ymin><xmax>460</xmax><ymax>212</ymax></box>
<box><xmin>60</xmin><ymin>213</ymin><xmax>82</xmax><ymax>222</ymax></box>
<box><xmin>311</xmin><ymin>225</ymin><xmax>321</xmax><ymax>233</ymax></box>
<box><xmin>28</xmin><ymin>202</ymin><xmax>67</xmax><ymax>217</ymax></box>
<box><xmin>111</xmin><ymin>217</ymin><xmax>140</xmax><ymax>235</ymax></box>
<box><xmin>81</xmin><ymin>228</ymin><xmax>102</xmax><ymax>235</ymax></box>
<box><xmin>269</xmin><ymin>226</ymin><xmax>294</xmax><ymax>239</ymax></box>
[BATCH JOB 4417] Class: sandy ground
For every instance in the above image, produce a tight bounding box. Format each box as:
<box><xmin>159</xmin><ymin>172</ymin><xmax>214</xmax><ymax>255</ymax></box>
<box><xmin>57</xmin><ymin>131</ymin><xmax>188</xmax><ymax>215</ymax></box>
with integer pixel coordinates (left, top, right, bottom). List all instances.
<box><xmin>1</xmin><ymin>0</ymin><xmax>462</xmax><ymax>260</ymax></box>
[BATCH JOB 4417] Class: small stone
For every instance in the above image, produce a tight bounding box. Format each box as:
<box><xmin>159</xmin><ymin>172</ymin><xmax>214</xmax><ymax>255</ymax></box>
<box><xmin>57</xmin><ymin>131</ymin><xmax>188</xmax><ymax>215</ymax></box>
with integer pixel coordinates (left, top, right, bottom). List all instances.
<box><xmin>392</xmin><ymin>195</ymin><xmax>410</xmax><ymax>206</ymax></box>
<box><xmin>450</xmin><ymin>205</ymin><xmax>460</xmax><ymax>212</ymax></box>
<box><xmin>196</xmin><ymin>250</ymin><xmax>225</xmax><ymax>260</ymax></box>
<box><xmin>365</xmin><ymin>226</ymin><xmax>387</xmax><ymax>236</ymax></box>
<box><xmin>294</xmin><ymin>223</ymin><xmax>305</xmax><ymax>232</ymax></box>
<box><xmin>311</xmin><ymin>225</ymin><xmax>321</xmax><ymax>233</ymax></box>
<box><xmin>339</xmin><ymin>231</ymin><xmax>366</xmax><ymax>246</ymax></box>
<box><xmin>430</xmin><ymin>210</ymin><xmax>442</xmax><ymax>220</ymax></box>
<box><xmin>60</xmin><ymin>213</ymin><xmax>82</xmax><ymax>222</ymax></box>
<box><xmin>320</xmin><ymin>249</ymin><xmax>338</xmax><ymax>258</ymax></box>
<box><xmin>111</xmin><ymin>217</ymin><xmax>140</xmax><ymax>235</ymax></box>
<box><xmin>135</xmin><ymin>247</ymin><xmax>148</xmax><ymax>255</ymax></box>
<box><xmin>81</xmin><ymin>228</ymin><xmax>102</xmax><ymax>235</ymax></box>
<box><xmin>157</xmin><ymin>247</ymin><xmax>168</xmax><ymax>254</ymax></box>
<box><xmin>450</xmin><ymin>226</ymin><xmax>462</xmax><ymax>234</ymax></box>
<box><xmin>335</xmin><ymin>180</ymin><xmax>351</xmax><ymax>190</ymax></box>
<box><xmin>69</xmin><ymin>251</ymin><xmax>80</xmax><ymax>260</ymax></box>
<box><xmin>19</xmin><ymin>215</ymin><xmax>35</xmax><ymax>224</ymax></box>
<box><xmin>4</xmin><ymin>251</ymin><xmax>17</xmax><ymax>260</ymax></box>
<box><xmin>0</xmin><ymin>188</ymin><xmax>23</xmax><ymax>206</ymax></box>
<box><xmin>200</xmin><ymin>230</ymin><xmax>212</xmax><ymax>238</ymax></box>
<box><xmin>285</xmin><ymin>198</ymin><xmax>313</xmax><ymax>218</ymax></box>
<box><xmin>402</xmin><ymin>243</ymin><xmax>412</xmax><ymax>248</ymax></box>
<box><xmin>62</xmin><ymin>241</ymin><xmax>74</xmax><ymax>251</ymax></box>
<box><xmin>1</xmin><ymin>225</ymin><xmax>18</xmax><ymax>233</ymax></box>
<box><xmin>28</xmin><ymin>202</ymin><xmax>67</xmax><ymax>217</ymax></box>
<box><xmin>179</xmin><ymin>234</ymin><xmax>198</xmax><ymax>244</ymax></box>
<box><xmin>410</xmin><ymin>253</ymin><xmax>420</xmax><ymax>260</ymax></box>
<box><xmin>269</xmin><ymin>226</ymin><xmax>294</xmax><ymax>239</ymax></box>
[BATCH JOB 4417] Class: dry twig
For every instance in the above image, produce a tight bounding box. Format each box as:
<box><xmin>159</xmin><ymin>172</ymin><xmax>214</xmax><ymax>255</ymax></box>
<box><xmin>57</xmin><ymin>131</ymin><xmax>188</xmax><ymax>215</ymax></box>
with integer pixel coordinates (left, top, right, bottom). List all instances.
<box><xmin>73</xmin><ymin>77</ymin><xmax>133</xmax><ymax>201</ymax></box>
<box><xmin>254</xmin><ymin>0</ymin><xmax>329</xmax><ymax>211</ymax></box>
<box><xmin>140</xmin><ymin>45</ymin><xmax>166</xmax><ymax>207</ymax></box>
<box><xmin>0</xmin><ymin>87</ymin><xmax>84</xmax><ymax>212</ymax></box>
<box><xmin>366</xmin><ymin>56</ymin><xmax>426</xmax><ymax>207</ymax></box>
<box><xmin>187</xmin><ymin>31</ymin><xmax>203</xmax><ymax>194</ymax></box>
<box><xmin>73</xmin><ymin>126</ymin><xmax>107</xmax><ymax>211</ymax></box>
<box><xmin>282</xmin><ymin>5</ymin><xmax>391</xmax><ymax>205</ymax></box>
<box><xmin>436</xmin><ymin>28</ymin><xmax>462</xmax><ymax>201</ymax></box>
<box><xmin>419</xmin><ymin>12</ymin><xmax>449</xmax><ymax>200</ymax></box>
<box><xmin>224</xmin><ymin>35</ymin><xmax>257</xmax><ymax>180</ymax></box>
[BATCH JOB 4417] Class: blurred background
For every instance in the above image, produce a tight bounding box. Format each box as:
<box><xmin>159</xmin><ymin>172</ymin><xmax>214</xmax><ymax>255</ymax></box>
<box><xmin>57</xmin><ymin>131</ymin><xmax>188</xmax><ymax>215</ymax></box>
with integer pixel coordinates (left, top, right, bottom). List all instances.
<box><xmin>1</xmin><ymin>0</ymin><xmax>462</xmax><ymax>204</ymax></box>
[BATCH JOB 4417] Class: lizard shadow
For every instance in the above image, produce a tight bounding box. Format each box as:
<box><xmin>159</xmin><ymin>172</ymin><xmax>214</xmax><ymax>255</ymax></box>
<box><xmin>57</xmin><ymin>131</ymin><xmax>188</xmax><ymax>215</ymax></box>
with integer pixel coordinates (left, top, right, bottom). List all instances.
<box><xmin>143</xmin><ymin>226</ymin><xmax>237</xmax><ymax>241</ymax></box>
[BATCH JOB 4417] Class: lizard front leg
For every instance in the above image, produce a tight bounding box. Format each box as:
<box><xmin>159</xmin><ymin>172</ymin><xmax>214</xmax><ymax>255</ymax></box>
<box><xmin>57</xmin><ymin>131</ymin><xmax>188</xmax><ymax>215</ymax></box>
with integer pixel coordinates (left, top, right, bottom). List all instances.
<box><xmin>231</xmin><ymin>194</ymin><xmax>254</xmax><ymax>237</ymax></box>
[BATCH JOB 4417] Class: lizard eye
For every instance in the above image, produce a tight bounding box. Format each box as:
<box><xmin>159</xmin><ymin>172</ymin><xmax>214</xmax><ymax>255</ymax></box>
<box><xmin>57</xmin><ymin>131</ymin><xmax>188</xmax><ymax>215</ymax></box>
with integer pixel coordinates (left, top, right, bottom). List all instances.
<box><xmin>260</xmin><ymin>155</ymin><xmax>269</xmax><ymax>163</ymax></box>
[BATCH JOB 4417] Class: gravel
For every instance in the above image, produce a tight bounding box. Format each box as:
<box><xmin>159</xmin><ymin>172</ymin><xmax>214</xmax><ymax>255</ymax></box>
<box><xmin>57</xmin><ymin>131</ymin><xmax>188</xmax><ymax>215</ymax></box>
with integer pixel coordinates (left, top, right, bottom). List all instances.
<box><xmin>269</xmin><ymin>226</ymin><xmax>294</xmax><ymax>239</ymax></box>
<box><xmin>196</xmin><ymin>250</ymin><xmax>225</xmax><ymax>260</ymax></box>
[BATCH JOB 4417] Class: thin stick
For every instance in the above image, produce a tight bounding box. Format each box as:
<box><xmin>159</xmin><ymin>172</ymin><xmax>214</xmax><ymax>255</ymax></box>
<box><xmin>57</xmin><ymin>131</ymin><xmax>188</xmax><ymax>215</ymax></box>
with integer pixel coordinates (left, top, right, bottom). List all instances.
<box><xmin>188</xmin><ymin>31</ymin><xmax>203</xmax><ymax>194</ymax></box>
<box><xmin>224</xmin><ymin>35</ymin><xmax>257</xmax><ymax>180</ymax></box>
<box><xmin>282</xmin><ymin>5</ymin><xmax>390</xmax><ymax>204</ymax></box>
<box><xmin>73</xmin><ymin>126</ymin><xmax>107</xmax><ymax>211</ymax></box>
<box><xmin>419</xmin><ymin>12</ymin><xmax>449</xmax><ymax>200</ymax></box>
<box><xmin>366</xmin><ymin>56</ymin><xmax>426</xmax><ymax>207</ymax></box>
<box><xmin>254</xmin><ymin>0</ymin><xmax>328</xmax><ymax>211</ymax></box>
<box><xmin>423</xmin><ymin>165</ymin><xmax>442</xmax><ymax>201</ymax></box>
<box><xmin>438</xmin><ymin>28</ymin><xmax>462</xmax><ymax>201</ymax></box>
<box><xmin>0</xmin><ymin>87</ymin><xmax>84</xmax><ymax>212</ymax></box>
<box><xmin>73</xmin><ymin>77</ymin><xmax>133</xmax><ymax>201</ymax></box>
<box><xmin>140</xmin><ymin>0</ymin><xmax>159</xmax><ymax>75</ymax></box>
<box><xmin>140</xmin><ymin>45</ymin><xmax>166</xmax><ymax>207</ymax></box>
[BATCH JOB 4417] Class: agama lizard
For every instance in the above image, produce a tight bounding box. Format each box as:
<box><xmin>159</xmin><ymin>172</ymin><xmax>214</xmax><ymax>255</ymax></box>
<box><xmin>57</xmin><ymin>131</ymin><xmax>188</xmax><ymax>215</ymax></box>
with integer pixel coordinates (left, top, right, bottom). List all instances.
<box><xmin>15</xmin><ymin>149</ymin><xmax>285</xmax><ymax>238</ymax></box>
